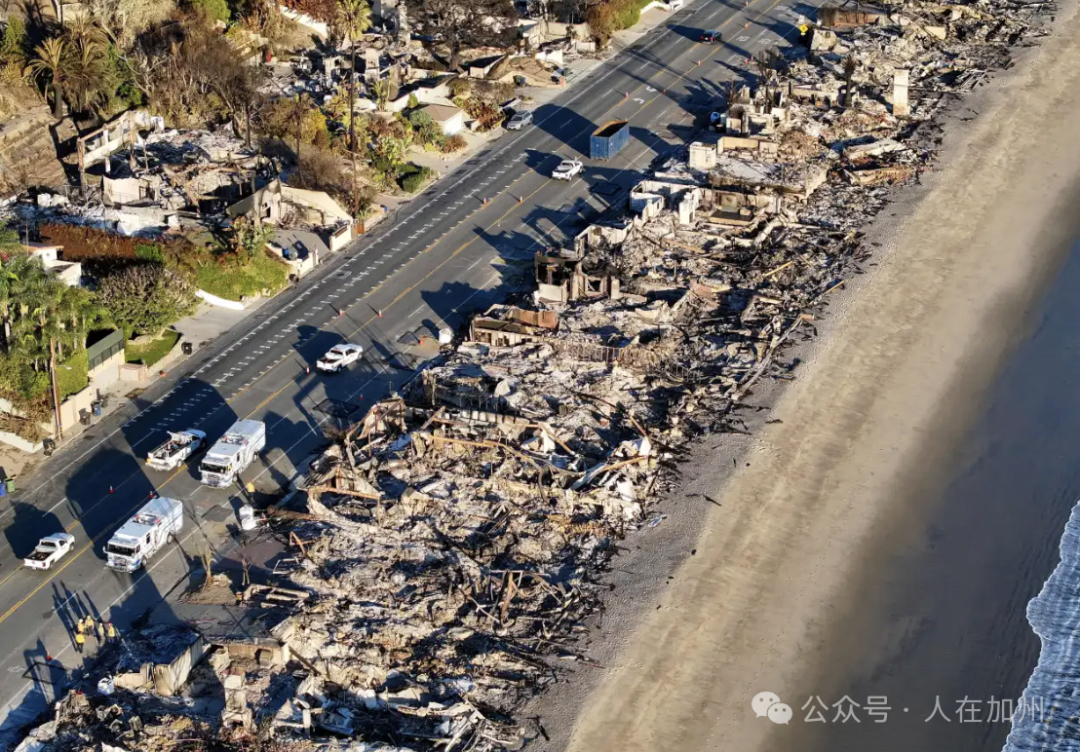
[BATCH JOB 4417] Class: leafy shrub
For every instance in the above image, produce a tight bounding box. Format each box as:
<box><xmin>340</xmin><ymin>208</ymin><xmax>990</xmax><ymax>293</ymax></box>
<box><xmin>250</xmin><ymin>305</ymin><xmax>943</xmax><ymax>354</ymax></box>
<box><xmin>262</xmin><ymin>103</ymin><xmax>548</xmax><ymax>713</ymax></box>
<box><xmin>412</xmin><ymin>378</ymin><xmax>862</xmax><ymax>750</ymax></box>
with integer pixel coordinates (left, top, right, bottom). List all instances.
<box><xmin>441</xmin><ymin>133</ymin><xmax>467</xmax><ymax>153</ymax></box>
<box><xmin>38</xmin><ymin>224</ymin><xmax>196</xmax><ymax>273</ymax></box>
<box><xmin>0</xmin><ymin>350</ymin><xmax>49</xmax><ymax>407</ymax></box>
<box><xmin>257</xmin><ymin>97</ymin><xmax>331</xmax><ymax>150</ymax></box>
<box><xmin>56</xmin><ymin>349</ymin><xmax>88</xmax><ymax>400</ymax></box>
<box><xmin>408</xmin><ymin>109</ymin><xmax>433</xmax><ymax>129</ymax></box>
<box><xmin>462</xmin><ymin>98</ymin><xmax>504</xmax><ymax>131</ymax></box>
<box><xmin>135</xmin><ymin>243</ymin><xmax>165</xmax><ymax>263</ymax></box>
<box><xmin>588</xmin><ymin>0</ymin><xmax>653</xmax><ymax>40</ymax></box>
<box><xmin>399</xmin><ymin>165</ymin><xmax>434</xmax><ymax>193</ymax></box>
<box><xmin>190</xmin><ymin>0</ymin><xmax>230</xmax><ymax>23</ymax></box>
<box><xmin>419</xmin><ymin>122</ymin><xmax>443</xmax><ymax>148</ymax></box>
<box><xmin>0</xmin><ymin>17</ymin><xmax>26</xmax><ymax>65</ymax></box>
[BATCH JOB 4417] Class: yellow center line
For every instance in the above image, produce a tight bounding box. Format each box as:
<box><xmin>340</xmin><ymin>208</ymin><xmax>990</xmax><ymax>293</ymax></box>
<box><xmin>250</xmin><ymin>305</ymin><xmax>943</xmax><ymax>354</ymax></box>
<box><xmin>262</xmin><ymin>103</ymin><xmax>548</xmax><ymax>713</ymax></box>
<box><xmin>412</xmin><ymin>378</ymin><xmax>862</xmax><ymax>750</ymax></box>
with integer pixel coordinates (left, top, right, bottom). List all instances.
<box><xmin>0</xmin><ymin>0</ymin><xmax>786</xmax><ymax>629</ymax></box>
<box><xmin>233</xmin><ymin>169</ymin><xmax>542</xmax><ymax>414</ymax></box>
<box><xmin>208</xmin><ymin>0</ymin><xmax>783</xmax><ymax>409</ymax></box>
<box><xmin>0</xmin><ymin>466</ymin><xmax>187</xmax><ymax>627</ymax></box>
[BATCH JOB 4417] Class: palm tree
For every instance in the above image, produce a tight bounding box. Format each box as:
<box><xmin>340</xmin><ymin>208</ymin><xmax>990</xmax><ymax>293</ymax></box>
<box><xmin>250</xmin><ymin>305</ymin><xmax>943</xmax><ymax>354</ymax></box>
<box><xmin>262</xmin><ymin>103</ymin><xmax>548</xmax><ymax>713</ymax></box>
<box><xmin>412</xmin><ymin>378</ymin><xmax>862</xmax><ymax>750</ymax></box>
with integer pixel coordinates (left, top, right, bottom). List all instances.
<box><xmin>0</xmin><ymin>260</ymin><xmax>15</xmax><ymax>347</ymax></box>
<box><xmin>370</xmin><ymin>77</ymin><xmax>391</xmax><ymax>111</ymax></box>
<box><xmin>63</xmin><ymin>35</ymin><xmax>108</xmax><ymax>114</ymax></box>
<box><xmin>61</xmin><ymin>19</ymin><xmax>110</xmax><ymax>115</ymax></box>
<box><xmin>59</xmin><ymin>286</ymin><xmax>103</xmax><ymax>347</ymax></box>
<box><xmin>337</xmin><ymin>0</ymin><xmax>372</xmax><ymax>41</ymax></box>
<box><xmin>25</xmin><ymin>37</ymin><xmax>68</xmax><ymax>119</ymax></box>
<box><xmin>64</xmin><ymin>16</ymin><xmax>111</xmax><ymax>50</ymax></box>
<box><xmin>337</xmin><ymin>0</ymin><xmax>372</xmax><ymax>152</ymax></box>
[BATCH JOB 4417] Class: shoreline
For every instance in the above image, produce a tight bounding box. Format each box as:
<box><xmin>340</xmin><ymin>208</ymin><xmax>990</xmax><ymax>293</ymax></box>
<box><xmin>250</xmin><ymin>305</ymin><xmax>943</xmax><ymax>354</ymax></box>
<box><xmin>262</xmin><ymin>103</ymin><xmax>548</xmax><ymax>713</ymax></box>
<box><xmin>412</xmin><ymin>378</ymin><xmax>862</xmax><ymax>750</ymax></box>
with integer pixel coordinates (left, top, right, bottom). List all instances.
<box><xmin>523</xmin><ymin>0</ymin><xmax>1080</xmax><ymax>749</ymax></box>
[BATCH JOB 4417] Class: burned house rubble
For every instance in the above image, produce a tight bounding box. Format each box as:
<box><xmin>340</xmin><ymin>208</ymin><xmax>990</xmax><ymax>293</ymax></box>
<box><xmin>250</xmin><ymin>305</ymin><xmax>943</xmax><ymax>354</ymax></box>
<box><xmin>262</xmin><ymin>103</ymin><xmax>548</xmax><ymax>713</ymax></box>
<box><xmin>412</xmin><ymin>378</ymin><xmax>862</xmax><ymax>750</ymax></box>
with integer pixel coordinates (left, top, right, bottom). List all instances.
<box><xmin>8</xmin><ymin>0</ymin><xmax>1058</xmax><ymax>750</ymax></box>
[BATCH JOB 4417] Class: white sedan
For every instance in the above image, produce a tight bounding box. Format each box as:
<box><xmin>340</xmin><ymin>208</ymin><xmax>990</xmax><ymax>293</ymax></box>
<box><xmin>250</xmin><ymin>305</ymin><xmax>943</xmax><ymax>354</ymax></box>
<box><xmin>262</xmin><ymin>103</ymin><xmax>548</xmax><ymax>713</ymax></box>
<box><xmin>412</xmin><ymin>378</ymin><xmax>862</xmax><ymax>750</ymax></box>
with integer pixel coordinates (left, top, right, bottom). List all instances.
<box><xmin>316</xmin><ymin>343</ymin><xmax>364</xmax><ymax>373</ymax></box>
<box><xmin>552</xmin><ymin>159</ymin><xmax>583</xmax><ymax>181</ymax></box>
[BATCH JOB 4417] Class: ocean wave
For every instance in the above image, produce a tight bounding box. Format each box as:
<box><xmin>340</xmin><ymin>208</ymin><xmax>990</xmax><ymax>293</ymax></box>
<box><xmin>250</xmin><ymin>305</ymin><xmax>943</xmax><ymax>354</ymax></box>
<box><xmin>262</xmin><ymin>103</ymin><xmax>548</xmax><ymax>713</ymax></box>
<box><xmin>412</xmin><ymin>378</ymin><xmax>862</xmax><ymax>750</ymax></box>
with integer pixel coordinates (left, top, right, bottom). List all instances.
<box><xmin>1003</xmin><ymin>501</ymin><xmax>1080</xmax><ymax>750</ymax></box>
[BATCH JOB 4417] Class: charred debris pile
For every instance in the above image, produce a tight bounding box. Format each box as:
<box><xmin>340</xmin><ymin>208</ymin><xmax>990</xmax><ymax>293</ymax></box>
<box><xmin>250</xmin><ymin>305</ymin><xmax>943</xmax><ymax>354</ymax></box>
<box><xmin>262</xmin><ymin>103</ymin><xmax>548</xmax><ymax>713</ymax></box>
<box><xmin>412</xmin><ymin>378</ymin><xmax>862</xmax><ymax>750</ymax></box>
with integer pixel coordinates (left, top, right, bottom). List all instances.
<box><xmin>11</xmin><ymin>1</ymin><xmax>1056</xmax><ymax>751</ymax></box>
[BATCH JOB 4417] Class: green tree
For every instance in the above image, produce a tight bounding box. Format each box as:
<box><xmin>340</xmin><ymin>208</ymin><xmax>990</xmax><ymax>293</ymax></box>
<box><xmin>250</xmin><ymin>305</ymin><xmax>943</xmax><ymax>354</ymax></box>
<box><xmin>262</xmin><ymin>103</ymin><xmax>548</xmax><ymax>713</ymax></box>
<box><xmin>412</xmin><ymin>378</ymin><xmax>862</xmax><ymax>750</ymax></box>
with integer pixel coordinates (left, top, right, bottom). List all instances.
<box><xmin>60</xmin><ymin>17</ymin><xmax>111</xmax><ymax>115</ymax></box>
<box><xmin>1</xmin><ymin>18</ymin><xmax>27</xmax><ymax>65</ymax></box>
<box><xmin>191</xmin><ymin>0</ymin><xmax>231</xmax><ymax>22</ymax></box>
<box><xmin>336</xmin><ymin>0</ymin><xmax>371</xmax><ymax>153</ymax></box>
<box><xmin>370</xmin><ymin>77</ymin><xmax>391</xmax><ymax>111</ymax></box>
<box><xmin>335</xmin><ymin>0</ymin><xmax>371</xmax><ymax>40</ymax></box>
<box><xmin>25</xmin><ymin>38</ymin><xmax>68</xmax><ymax>119</ymax></box>
<box><xmin>0</xmin><ymin>257</ymin><xmax>19</xmax><ymax>346</ymax></box>
<box><xmin>98</xmin><ymin>263</ymin><xmax>198</xmax><ymax>338</ymax></box>
<box><xmin>227</xmin><ymin>216</ymin><xmax>274</xmax><ymax>261</ymax></box>
<box><xmin>407</xmin><ymin>108</ymin><xmax>432</xmax><ymax>129</ymax></box>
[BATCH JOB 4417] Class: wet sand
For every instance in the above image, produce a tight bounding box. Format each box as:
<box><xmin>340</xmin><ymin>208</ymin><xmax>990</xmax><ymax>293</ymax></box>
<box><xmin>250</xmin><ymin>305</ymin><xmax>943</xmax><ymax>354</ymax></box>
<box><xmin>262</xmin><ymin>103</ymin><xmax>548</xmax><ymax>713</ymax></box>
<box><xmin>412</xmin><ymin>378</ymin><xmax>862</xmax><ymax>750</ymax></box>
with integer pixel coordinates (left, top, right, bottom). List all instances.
<box><xmin>525</xmin><ymin>1</ymin><xmax>1080</xmax><ymax>750</ymax></box>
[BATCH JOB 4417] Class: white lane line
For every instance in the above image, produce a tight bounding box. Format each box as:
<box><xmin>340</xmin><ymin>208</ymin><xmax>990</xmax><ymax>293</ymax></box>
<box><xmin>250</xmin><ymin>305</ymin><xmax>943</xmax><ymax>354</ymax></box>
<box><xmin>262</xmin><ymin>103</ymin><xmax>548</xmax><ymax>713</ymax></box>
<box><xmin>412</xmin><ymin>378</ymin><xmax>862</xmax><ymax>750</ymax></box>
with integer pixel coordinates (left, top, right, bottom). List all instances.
<box><xmin>18</xmin><ymin>0</ymin><xmax>729</xmax><ymax>508</ymax></box>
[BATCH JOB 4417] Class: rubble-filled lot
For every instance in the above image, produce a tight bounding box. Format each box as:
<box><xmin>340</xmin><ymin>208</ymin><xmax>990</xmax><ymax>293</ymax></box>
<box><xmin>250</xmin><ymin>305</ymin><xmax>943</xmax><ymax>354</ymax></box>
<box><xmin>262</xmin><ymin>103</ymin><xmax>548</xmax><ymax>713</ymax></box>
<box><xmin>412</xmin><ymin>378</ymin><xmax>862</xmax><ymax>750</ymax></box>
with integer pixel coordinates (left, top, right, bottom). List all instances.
<box><xmin>11</xmin><ymin>2</ymin><xmax>1058</xmax><ymax>751</ymax></box>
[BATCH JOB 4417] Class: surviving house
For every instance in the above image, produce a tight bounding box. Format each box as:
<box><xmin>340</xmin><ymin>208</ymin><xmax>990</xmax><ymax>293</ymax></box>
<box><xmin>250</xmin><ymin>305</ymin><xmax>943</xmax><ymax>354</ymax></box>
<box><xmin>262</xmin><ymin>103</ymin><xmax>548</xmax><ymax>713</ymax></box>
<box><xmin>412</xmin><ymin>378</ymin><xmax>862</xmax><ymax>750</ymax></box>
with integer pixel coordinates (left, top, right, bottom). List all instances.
<box><xmin>24</xmin><ymin>243</ymin><xmax>82</xmax><ymax>287</ymax></box>
<box><xmin>419</xmin><ymin>104</ymin><xmax>465</xmax><ymax>136</ymax></box>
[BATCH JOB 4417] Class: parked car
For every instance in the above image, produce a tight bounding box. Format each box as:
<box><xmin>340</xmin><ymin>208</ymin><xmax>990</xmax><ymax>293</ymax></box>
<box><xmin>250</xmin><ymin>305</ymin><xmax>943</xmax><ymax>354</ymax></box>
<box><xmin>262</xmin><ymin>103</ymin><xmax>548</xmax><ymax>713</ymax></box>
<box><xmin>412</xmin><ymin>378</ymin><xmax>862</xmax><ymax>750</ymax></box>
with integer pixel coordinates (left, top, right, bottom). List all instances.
<box><xmin>24</xmin><ymin>533</ymin><xmax>75</xmax><ymax>570</ymax></box>
<box><xmin>552</xmin><ymin>159</ymin><xmax>584</xmax><ymax>181</ymax></box>
<box><xmin>317</xmin><ymin>343</ymin><xmax>364</xmax><ymax>373</ymax></box>
<box><xmin>506</xmin><ymin>111</ymin><xmax>534</xmax><ymax>130</ymax></box>
<box><xmin>700</xmin><ymin>30</ymin><xmax>721</xmax><ymax>43</ymax></box>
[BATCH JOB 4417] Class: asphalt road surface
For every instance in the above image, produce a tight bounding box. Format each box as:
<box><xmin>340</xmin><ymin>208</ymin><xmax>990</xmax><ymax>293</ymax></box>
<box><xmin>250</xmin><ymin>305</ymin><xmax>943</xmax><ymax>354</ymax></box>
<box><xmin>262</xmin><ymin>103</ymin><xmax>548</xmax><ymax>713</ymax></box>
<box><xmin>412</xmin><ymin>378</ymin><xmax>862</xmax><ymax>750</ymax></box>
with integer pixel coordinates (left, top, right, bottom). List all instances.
<box><xmin>0</xmin><ymin>0</ymin><xmax>816</xmax><ymax>738</ymax></box>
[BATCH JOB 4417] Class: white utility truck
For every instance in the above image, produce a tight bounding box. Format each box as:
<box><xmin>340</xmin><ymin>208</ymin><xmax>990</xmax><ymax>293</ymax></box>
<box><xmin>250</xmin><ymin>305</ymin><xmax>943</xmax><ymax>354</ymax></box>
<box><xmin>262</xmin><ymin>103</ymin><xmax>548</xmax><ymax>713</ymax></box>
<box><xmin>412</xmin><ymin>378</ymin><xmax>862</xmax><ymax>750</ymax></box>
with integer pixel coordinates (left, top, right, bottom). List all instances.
<box><xmin>104</xmin><ymin>497</ymin><xmax>184</xmax><ymax>572</ymax></box>
<box><xmin>146</xmin><ymin>429</ymin><xmax>207</xmax><ymax>471</ymax></box>
<box><xmin>199</xmin><ymin>420</ymin><xmax>266</xmax><ymax>488</ymax></box>
<box><xmin>24</xmin><ymin>533</ymin><xmax>75</xmax><ymax>570</ymax></box>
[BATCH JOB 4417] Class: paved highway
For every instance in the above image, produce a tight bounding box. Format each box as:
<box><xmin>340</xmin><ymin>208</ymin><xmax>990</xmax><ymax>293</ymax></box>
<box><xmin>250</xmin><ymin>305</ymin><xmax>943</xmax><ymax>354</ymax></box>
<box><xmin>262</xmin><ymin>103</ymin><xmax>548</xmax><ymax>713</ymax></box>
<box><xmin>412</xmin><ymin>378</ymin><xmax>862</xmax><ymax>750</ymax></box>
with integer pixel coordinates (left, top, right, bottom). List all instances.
<box><xmin>0</xmin><ymin>0</ymin><xmax>813</xmax><ymax>738</ymax></box>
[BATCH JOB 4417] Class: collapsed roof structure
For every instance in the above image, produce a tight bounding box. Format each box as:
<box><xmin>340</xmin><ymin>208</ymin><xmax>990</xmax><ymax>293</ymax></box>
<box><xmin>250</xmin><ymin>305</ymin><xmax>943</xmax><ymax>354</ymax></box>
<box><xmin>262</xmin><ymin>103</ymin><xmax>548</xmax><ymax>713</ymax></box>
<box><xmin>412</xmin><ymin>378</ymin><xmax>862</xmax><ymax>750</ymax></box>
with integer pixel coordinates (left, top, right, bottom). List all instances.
<box><xmin>9</xmin><ymin>0</ymin><xmax>1055</xmax><ymax>749</ymax></box>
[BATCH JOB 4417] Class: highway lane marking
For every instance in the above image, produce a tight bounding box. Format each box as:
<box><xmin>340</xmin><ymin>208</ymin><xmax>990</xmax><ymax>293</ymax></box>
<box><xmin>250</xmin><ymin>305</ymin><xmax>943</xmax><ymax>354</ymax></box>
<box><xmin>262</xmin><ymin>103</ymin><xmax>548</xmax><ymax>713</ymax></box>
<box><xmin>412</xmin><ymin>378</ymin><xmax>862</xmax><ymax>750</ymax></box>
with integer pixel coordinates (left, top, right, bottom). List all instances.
<box><xmin>6</xmin><ymin>0</ymin><xmax>784</xmax><ymax>586</ymax></box>
<box><xmin>0</xmin><ymin>465</ymin><xmax>188</xmax><ymax>628</ymax></box>
<box><xmin>0</xmin><ymin>363</ymin><xmax>390</xmax><ymax>709</ymax></box>
<box><xmin>0</xmin><ymin>0</ymin><xmax>802</xmax><ymax>693</ymax></box>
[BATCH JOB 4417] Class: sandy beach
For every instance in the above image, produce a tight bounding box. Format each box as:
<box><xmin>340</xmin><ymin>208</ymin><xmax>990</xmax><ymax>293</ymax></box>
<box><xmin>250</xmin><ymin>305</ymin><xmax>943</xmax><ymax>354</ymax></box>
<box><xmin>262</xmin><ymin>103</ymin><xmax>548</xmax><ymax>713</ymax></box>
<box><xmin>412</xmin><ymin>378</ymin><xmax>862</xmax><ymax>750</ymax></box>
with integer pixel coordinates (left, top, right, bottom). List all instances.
<box><xmin>520</xmin><ymin>1</ymin><xmax>1080</xmax><ymax>750</ymax></box>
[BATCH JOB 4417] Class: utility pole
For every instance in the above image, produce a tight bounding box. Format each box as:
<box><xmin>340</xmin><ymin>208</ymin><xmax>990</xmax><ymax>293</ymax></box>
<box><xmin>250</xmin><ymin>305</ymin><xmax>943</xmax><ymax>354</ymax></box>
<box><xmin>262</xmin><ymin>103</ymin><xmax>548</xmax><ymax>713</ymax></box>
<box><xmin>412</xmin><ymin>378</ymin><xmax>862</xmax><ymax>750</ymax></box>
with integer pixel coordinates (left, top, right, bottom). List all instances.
<box><xmin>350</xmin><ymin>45</ymin><xmax>359</xmax><ymax>218</ymax></box>
<box><xmin>294</xmin><ymin>93</ymin><xmax>303</xmax><ymax>166</ymax></box>
<box><xmin>49</xmin><ymin>337</ymin><xmax>62</xmax><ymax>442</ymax></box>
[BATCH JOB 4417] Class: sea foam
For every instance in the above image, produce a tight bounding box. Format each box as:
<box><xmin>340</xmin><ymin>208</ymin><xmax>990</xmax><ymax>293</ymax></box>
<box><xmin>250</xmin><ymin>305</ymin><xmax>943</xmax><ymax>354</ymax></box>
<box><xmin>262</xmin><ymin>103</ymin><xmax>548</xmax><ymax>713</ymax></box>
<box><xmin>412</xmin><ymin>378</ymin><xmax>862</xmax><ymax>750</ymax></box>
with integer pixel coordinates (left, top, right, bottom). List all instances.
<box><xmin>1004</xmin><ymin>501</ymin><xmax>1080</xmax><ymax>750</ymax></box>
